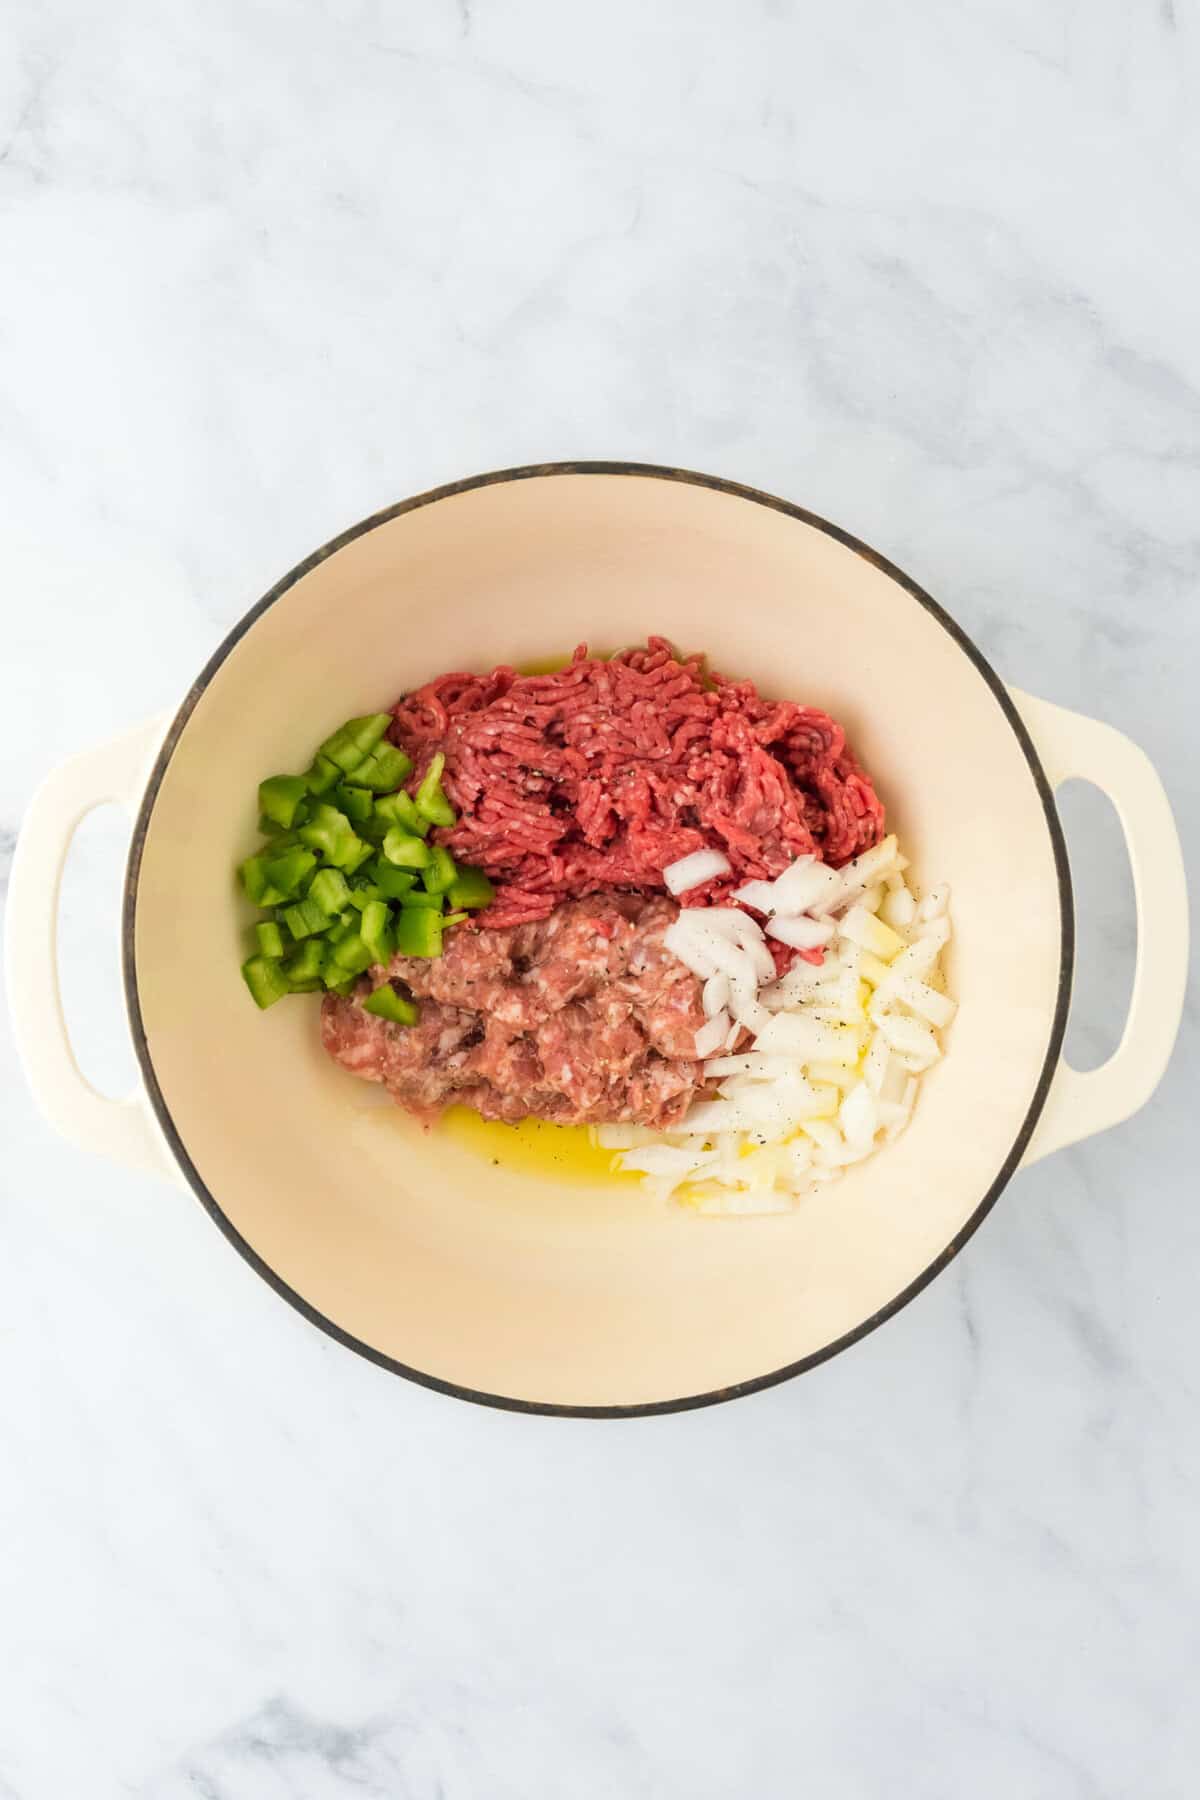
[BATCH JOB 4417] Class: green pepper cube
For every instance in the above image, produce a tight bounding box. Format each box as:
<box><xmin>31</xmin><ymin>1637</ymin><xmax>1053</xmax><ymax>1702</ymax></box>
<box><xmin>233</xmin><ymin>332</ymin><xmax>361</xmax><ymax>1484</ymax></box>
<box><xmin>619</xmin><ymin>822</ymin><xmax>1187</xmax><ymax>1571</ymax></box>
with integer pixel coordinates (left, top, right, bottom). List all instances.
<box><xmin>305</xmin><ymin>753</ymin><xmax>341</xmax><ymax>795</ymax></box>
<box><xmin>319</xmin><ymin>713</ymin><xmax>392</xmax><ymax>775</ymax></box>
<box><xmin>298</xmin><ymin>804</ymin><xmax>364</xmax><ymax>870</ymax></box>
<box><xmin>442</xmin><ymin>911</ymin><xmax>469</xmax><ymax>928</ymax></box>
<box><xmin>239</xmin><ymin>855</ymin><xmax>286</xmax><ymax>908</ymax></box>
<box><xmin>422</xmin><ymin>846</ymin><xmax>458</xmax><ymax>895</ymax></box>
<box><xmin>370</xmin><ymin>860</ymin><xmax>416</xmax><ymax>899</ymax></box>
<box><xmin>284</xmin><ymin>938</ymin><xmax>326</xmax><ymax>985</ymax></box>
<box><xmin>394</xmin><ymin>906</ymin><xmax>443</xmax><ymax>959</ymax></box>
<box><xmin>374</xmin><ymin>790</ymin><xmax>429</xmax><ymax>837</ymax></box>
<box><xmin>398</xmin><ymin>889</ymin><xmax>442</xmax><ymax>909</ymax></box>
<box><xmin>281</xmin><ymin>896</ymin><xmax>329</xmax><ymax>940</ymax></box>
<box><xmin>255</xmin><ymin>920</ymin><xmax>287</xmax><ymax>959</ymax></box>
<box><xmin>353</xmin><ymin>742</ymin><xmax>412</xmax><ymax>792</ymax></box>
<box><xmin>323</xmin><ymin>970</ymin><xmax>358</xmax><ymax>996</ymax></box>
<box><xmin>341</xmin><ymin>836</ymin><xmax>374</xmax><ymax>876</ymax></box>
<box><xmin>241</xmin><ymin>955</ymin><xmax>290</xmax><ymax>1009</ymax></box>
<box><xmin>447</xmin><ymin>866</ymin><xmax>496</xmax><ymax>911</ymax></box>
<box><xmin>262</xmin><ymin>845</ymin><xmax>317</xmax><ymax>898</ymax></box>
<box><xmin>258</xmin><ymin>775</ymin><xmax>309</xmax><ymax>831</ymax></box>
<box><xmin>363</xmin><ymin>983</ymin><xmax>420</xmax><ymax>1026</ymax></box>
<box><xmin>360</xmin><ymin>899</ymin><xmax>394</xmax><ymax>966</ymax></box>
<box><xmin>334</xmin><ymin>783</ymin><xmax>374</xmax><ymax>824</ymax></box>
<box><xmin>308</xmin><ymin>867</ymin><xmax>350</xmax><ymax>916</ymax></box>
<box><xmin>330</xmin><ymin>930</ymin><xmax>375</xmax><ymax>975</ymax></box>
<box><xmin>382</xmin><ymin>828</ymin><xmax>432</xmax><ymax>870</ymax></box>
<box><xmin>414</xmin><ymin>750</ymin><xmax>456</xmax><ymax>828</ymax></box>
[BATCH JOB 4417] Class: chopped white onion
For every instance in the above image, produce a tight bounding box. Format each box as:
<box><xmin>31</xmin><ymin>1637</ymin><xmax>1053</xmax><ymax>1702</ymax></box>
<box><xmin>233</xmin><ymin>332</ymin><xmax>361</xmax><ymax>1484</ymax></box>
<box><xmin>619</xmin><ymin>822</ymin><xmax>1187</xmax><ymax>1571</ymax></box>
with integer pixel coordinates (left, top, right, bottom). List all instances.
<box><xmin>839</xmin><ymin>906</ymin><xmax>906</xmax><ymax>960</ymax></box>
<box><xmin>702</xmin><ymin>971</ymin><xmax>730</xmax><ymax>1019</ymax></box>
<box><xmin>839</xmin><ymin>1081</ymin><xmax>878</xmax><ymax>1151</ymax></box>
<box><xmin>704</xmin><ymin>1052</ymin><xmax>798</xmax><ymax>1079</ymax></box>
<box><xmin>893</xmin><ymin>977</ymin><xmax>957</xmax><ymax>1029</ymax></box>
<box><xmin>646</xmin><ymin>842</ymin><xmax>952</xmax><ymax>1213</ymax></box>
<box><xmin>880</xmin><ymin>884</ymin><xmax>916</xmax><ymax>930</ymax></box>
<box><xmin>775</xmin><ymin>857</ymin><xmax>843</xmax><ymax>915</ymax></box>
<box><xmin>729</xmin><ymin>879</ymin><xmax>781</xmax><ymax>915</ymax></box>
<box><xmin>876</xmin><ymin>1011</ymin><xmax>941</xmax><ymax>1068</ymax></box>
<box><xmin>917</xmin><ymin>883</ymin><xmax>951</xmax><ymax>922</ymax></box>
<box><xmin>693</xmin><ymin>1014</ymin><xmax>731</xmax><ymax>1059</ymax></box>
<box><xmin>766</xmin><ymin>914</ymin><xmax>836</xmax><ymax>951</ymax></box>
<box><xmin>663</xmin><ymin>849</ymin><xmax>731</xmax><ymax>896</ymax></box>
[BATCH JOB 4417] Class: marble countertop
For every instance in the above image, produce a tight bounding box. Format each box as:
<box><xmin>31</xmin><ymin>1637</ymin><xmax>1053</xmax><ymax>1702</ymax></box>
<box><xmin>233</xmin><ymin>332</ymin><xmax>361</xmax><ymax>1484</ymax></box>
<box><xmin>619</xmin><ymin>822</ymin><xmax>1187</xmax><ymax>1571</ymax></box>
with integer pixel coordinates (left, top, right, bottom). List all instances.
<box><xmin>2</xmin><ymin>2</ymin><xmax>1198</xmax><ymax>1794</ymax></box>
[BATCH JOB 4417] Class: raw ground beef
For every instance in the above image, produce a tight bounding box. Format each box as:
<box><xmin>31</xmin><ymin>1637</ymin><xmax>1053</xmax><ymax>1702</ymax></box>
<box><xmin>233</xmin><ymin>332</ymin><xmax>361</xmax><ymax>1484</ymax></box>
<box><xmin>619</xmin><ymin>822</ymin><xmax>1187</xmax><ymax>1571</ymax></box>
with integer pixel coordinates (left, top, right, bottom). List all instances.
<box><xmin>321</xmin><ymin>894</ymin><xmax>708</xmax><ymax>1126</ymax></box>
<box><xmin>390</xmin><ymin>636</ymin><xmax>884</xmax><ymax>929</ymax></box>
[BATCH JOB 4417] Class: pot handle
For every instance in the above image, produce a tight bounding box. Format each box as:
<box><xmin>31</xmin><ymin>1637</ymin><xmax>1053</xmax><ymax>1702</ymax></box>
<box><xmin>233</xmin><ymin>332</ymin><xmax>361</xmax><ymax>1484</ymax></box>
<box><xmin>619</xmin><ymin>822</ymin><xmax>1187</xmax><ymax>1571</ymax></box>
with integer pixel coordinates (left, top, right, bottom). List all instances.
<box><xmin>1009</xmin><ymin>688</ymin><xmax>1189</xmax><ymax>1165</ymax></box>
<box><xmin>5</xmin><ymin>714</ymin><xmax>181</xmax><ymax>1183</ymax></box>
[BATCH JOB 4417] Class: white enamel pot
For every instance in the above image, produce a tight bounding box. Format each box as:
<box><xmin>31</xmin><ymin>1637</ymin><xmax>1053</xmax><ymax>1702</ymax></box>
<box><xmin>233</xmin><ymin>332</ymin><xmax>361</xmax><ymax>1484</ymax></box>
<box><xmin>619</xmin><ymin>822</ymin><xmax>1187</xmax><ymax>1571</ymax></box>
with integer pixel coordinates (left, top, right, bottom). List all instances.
<box><xmin>6</xmin><ymin>466</ymin><xmax>1189</xmax><ymax>1414</ymax></box>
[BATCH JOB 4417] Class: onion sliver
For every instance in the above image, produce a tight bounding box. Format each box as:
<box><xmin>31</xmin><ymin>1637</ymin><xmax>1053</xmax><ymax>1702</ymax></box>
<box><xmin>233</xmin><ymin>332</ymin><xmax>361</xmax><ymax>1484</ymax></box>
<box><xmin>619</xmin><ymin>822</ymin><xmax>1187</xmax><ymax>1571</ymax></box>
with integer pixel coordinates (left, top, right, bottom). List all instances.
<box><xmin>766</xmin><ymin>914</ymin><xmax>836</xmax><ymax>951</ymax></box>
<box><xmin>664</xmin><ymin>849</ymin><xmax>731</xmax><ymax>896</ymax></box>
<box><xmin>693</xmin><ymin>1013</ymin><xmax>731</xmax><ymax>1058</ymax></box>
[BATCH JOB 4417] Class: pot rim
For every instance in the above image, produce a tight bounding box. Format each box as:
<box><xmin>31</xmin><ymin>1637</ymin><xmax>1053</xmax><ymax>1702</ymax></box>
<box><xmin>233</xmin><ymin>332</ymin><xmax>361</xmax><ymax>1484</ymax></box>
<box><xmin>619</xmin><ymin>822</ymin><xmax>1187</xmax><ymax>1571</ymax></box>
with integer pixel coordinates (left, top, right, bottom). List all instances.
<box><xmin>121</xmin><ymin>461</ymin><xmax>1074</xmax><ymax>1418</ymax></box>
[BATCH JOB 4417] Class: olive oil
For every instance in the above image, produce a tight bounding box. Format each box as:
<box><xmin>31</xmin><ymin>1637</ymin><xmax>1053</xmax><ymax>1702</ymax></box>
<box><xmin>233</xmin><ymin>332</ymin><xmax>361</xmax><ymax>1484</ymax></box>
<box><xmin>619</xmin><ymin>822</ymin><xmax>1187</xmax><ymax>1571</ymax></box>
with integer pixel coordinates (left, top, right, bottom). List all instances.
<box><xmin>438</xmin><ymin>1107</ymin><xmax>639</xmax><ymax>1188</ymax></box>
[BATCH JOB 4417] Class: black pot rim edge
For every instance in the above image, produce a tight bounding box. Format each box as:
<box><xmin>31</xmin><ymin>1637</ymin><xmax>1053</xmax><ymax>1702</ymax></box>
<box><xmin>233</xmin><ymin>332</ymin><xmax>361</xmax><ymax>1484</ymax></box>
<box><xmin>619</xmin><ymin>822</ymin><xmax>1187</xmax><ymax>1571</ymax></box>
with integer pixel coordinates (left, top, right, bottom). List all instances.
<box><xmin>121</xmin><ymin>460</ymin><xmax>1074</xmax><ymax>1420</ymax></box>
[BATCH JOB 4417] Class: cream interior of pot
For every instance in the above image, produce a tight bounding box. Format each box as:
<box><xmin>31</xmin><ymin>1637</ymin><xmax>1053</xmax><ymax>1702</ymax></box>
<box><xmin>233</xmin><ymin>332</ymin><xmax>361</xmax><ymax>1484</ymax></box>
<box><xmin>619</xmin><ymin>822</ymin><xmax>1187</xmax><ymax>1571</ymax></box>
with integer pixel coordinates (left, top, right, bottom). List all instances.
<box><xmin>133</xmin><ymin>473</ymin><xmax>1065</xmax><ymax>1408</ymax></box>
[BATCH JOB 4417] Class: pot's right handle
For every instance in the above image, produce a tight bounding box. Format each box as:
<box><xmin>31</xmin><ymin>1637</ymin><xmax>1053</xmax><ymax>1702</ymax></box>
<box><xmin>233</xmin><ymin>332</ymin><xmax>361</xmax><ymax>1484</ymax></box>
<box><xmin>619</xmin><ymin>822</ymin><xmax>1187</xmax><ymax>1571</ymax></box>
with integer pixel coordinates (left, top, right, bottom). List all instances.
<box><xmin>5</xmin><ymin>715</ymin><xmax>180</xmax><ymax>1182</ymax></box>
<box><xmin>1010</xmin><ymin>688</ymin><xmax>1189</xmax><ymax>1166</ymax></box>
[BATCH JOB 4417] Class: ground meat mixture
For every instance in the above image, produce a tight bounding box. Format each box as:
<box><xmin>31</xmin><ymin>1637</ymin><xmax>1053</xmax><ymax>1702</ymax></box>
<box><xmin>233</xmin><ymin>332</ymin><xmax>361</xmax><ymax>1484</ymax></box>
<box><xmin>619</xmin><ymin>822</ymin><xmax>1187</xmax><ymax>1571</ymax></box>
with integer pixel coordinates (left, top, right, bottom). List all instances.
<box><xmin>321</xmin><ymin>894</ymin><xmax>708</xmax><ymax>1126</ymax></box>
<box><xmin>390</xmin><ymin>636</ymin><xmax>884</xmax><ymax>929</ymax></box>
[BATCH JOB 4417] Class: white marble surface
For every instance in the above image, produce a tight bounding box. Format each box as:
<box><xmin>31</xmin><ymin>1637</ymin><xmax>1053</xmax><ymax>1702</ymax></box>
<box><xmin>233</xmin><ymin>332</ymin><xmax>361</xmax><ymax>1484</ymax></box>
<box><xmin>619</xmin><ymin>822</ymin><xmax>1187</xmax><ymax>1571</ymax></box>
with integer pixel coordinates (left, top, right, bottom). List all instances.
<box><xmin>2</xmin><ymin>1</ymin><xmax>1198</xmax><ymax>1793</ymax></box>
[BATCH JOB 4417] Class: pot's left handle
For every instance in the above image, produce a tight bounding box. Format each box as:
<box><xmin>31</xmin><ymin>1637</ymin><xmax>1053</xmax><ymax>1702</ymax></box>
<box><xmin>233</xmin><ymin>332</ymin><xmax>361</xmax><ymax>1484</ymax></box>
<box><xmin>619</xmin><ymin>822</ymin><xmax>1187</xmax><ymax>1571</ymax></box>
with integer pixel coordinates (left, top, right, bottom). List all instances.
<box><xmin>5</xmin><ymin>715</ymin><xmax>182</xmax><ymax>1183</ymax></box>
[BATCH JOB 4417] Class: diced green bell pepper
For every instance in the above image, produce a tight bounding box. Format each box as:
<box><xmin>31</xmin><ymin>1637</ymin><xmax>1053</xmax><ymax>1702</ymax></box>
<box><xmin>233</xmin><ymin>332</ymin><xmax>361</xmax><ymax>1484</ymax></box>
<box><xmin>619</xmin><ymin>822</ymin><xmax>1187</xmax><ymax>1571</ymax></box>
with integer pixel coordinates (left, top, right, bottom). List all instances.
<box><xmin>343</xmin><ymin>840</ymin><xmax>374</xmax><ymax>878</ymax></box>
<box><xmin>330</xmin><ymin>929</ymin><xmax>375</xmax><ymax>975</ymax></box>
<box><xmin>394</xmin><ymin>906</ymin><xmax>443</xmax><ymax>958</ymax></box>
<box><xmin>414</xmin><ymin>751</ymin><xmax>456</xmax><ymax>828</ymax></box>
<box><xmin>298</xmin><ymin>804</ymin><xmax>364</xmax><ymax>870</ymax></box>
<box><xmin>239</xmin><ymin>854</ymin><xmax>287</xmax><ymax>907</ymax></box>
<box><xmin>422</xmin><ymin>846</ymin><xmax>458</xmax><ymax>895</ymax></box>
<box><xmin>397</xmin><ymin>890</ymin><xmax>442</xmax><ymax>909</ymax></box>
<box><xmin>285</xmin><ymin>938</ymin><xmax>327</xmax><ymax>985</ymax></box>
<box><xmin>305</xmin><ymin>753</ymin><xmax>341</xmax><ymax>795</ymax></box>
<box><xmin>352</xmin><ymin>742</ymin><xmax>412</xmax><ymax>792</ymax></box>
<box><xmin>281</xmin><ymin>895</ymin><xmax>329</xmax><ymax>940</ymax></box>
<box><xmin>442</xmin><ymin>911</ymin><xmax>469</xmax><ymax>928</ymax></box>
<box><xmin>307</xmin><ymin>867</ymin><xmax>351</xmax><ymax>915</ymax></box>
<box><xmin>334</xmin><ymin>783</ymin><xmax>374</xmax><ymax>824</ymax></box>
<box><xmin>242</xmin><ymin>955</ymin><xmax>290</xmax><ymax>1009</ymax></box>
<box><xmin>262</xmin><ymin>846</ymin><xmax>317</xmax><ymax>898</ymax></box>
<box><xmin>255</xmin><ymin>920</ymin><xmax>287</xmax><ymax>959</ymax></box>
<box><xmin>447</xmin><ymin>866</ymin><xmax>496</xmax><ymax>911</ymax></box>
<box><xmin>360</xmin><ymin>898</ymin><xmax>394</xmax><ymax>966</ymax></box>
<box><xmin>319</xmin><ymin>713</ymin><xmax>391</xmax><ymax>775</ymax></box>
<box><xmin>287</xmin><ymin>936</ymin><xmax>329</xmax><ymax>979</ymax></box>
<box><xmin>363</xmin><ymin>982</ymin><xmax>419</xmax><ymax>1026</ymax></box>
<box><xmin>258</xmin><ymin>775</ymin><xmax>309</xmax><ymax>830</ymax></box>
<box><xmin>323</xmin><ymin>970</ymin><xmax>358</xmax><ymax>996</ymax></box>
<box><xmin>374</xmin><ymin>790</ymin><xmax>429</xmax><ymax>836</ymax></box>
<box><xmin>382</xmin><ymin>828</ymin><xmax>432</xmax><ymax>870</ymax></box>
<box><xmin>369</xmin><ymin>859</ymin><xmax>416</xmax><ymax>899</ymax></box>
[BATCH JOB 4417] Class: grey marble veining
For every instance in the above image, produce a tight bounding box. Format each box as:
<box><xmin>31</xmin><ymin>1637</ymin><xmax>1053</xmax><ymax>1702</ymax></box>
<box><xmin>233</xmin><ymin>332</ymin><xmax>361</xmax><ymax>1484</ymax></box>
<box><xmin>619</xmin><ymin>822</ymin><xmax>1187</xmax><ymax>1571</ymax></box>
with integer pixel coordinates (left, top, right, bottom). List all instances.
<box><xmin>1</xmin><ymin>1</ymin><xmax>1198</xmax><ymax>1795</ymax></box>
